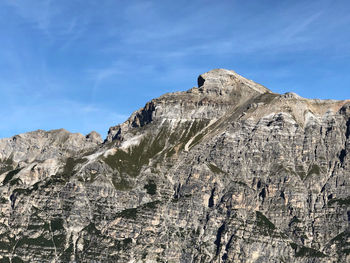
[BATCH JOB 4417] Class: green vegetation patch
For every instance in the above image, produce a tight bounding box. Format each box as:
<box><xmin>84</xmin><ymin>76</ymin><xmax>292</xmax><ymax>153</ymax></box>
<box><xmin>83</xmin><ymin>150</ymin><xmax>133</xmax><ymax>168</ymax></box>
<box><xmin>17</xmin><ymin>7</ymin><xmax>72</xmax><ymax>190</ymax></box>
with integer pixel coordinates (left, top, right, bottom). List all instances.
<box><xmin>0</xmin><ymin>196</ymin><xmax>8</xmax><ymax>204</ymax></box>
<box><xmin>329</xmin><ymin>231</ymin><xmax>350</xmax><ymax>255</ymax></box>
<box><xmin>166</xmin><ymin>147</ymin><xmax>176</xmax><ymax>158</ymax></box>
<box><xmin>330</xmin><ymin>231</ymin><xmax>350</xmax><ymax>243</ymax></box>
<box><xmin>0</xmin><ymin>257</ymin><xmax>10</xmax><ymax>263</ymax></box>
<box><xmin>256</xmin><ymin>211</ymin><xmax>275</xmax><ymax>235</ymax></box>
<box><xmin>11</xmin><ymin>257</ymin><xmax>23</xmax><ymax>263</ymax></box>
<box><xmin>27</xmin><ymin>217</ymin><xmax>50</xmax><ymax>231</ymax></box>
<box><xmin>290</xmin><ymin>243</ymin><xmax>326</xmax><ymax>258</ymax></box>
<box><xmin>342</xmin><ymin>249</ymin><xmax>350</xmax><ymax>255</ymax></box>
<box><xmin>305</xmin><ymin>164</ymin><xmax>322</xmax><ymax>179</ymax></box>
<box><xmin>42</xmin><ymin>175</ymin><xmax>66</xmax><ymax>188</ymax></box>
<box><xmin>16</xmin><ymin>235</ymin><xmax>54</xmax><ymax>248</ymax></box>
<box><xmin>178</xmin><ymin>120</ymin><xmax>209</xmax><ymax>150</ymax></box>
<box><xmin>141</xmin><ymin>200</ymin><xmax>161</xmax><ymax>209</ymax></box>
<box><xmin>328</xmin><ymin>197</ymin><xmax>350</xmax><ymax>206</ymax></box>
<box><xmin>104</xmin><ymin>120</ymin><xmax>209</xmax><ymax>175</ymax></box>
<box><xmin>0</xmin><ymin>158</ymin><xmax>14</xmax><ymax>175</ymax></box>
<box><xmin>271</xmin><ymin>164</ymin><xmax>298</xmax><ymax>178</ymax></box>
<box><xmin>0</xmin><ymin>241</ymin><xmax>11</xmax><ymax>251</ymax></box>
<box><xmin>60</xmin><ymin>236</ymin><xmax>74</xmax><ymax>262</ymax></box>
<box><xmin>144</xmin><ymin>180</ymin><xmax>157</xmax><ymax>195</ymax></box>
<box><xmin>167</xmin><ymin>121</ymin><xmax>191</xmax><ymax>145</ymax></box>
<box><xmin>259</xmin><ymin>92</ymin><xmax>280</xmax><ymax>104</ymax></box>
<box><xmin>188</xmin><ymin>133</ymin><xmax>205</xmax><ymax>149</ymax></box>
<box><xmin>115</xmin><ymin>238</ymin><xmax>132</xmax><ymax>251</ymax></box>
<box><xmin>2</xmin><ymin>168</ymin><xmax>21</xmax><ymax>185</ymax></box>
<box><xmin>9</xmin><ymin>178</ymin><xmax>22</xmax><ymax>186</ymax></box>
<box><xmin>116</xmin><ymin>200</ymin><xmax>161</xmax><ymax>220</ymax></box>
<box><xmin>295</xmin><ymin>165</ymin><xmax>306</xmax><ymax>180</ymax></box>
<box><xmin>206</xmin><ymin>163</ymin><xmax>225</xmax><ymax>174</ymax></box>
<box><xmin>11</xmin><ymin>181</ymin><xmax>42</xmax><ymax>198</ymax></box>
<box><xmin>62</xmin><ymin>157</ymin><xmax>87</xmax><ymax>179</ymax></box>
<box><xmin>289</xmin><ymin>216</ymin><xmax>301</xmax><ymax>226</ymax></box>
<box><xmin>51</xmin><ymin>218</ymin><xmax>64</xmax><ymax>232</ymax></box>
<box><xmin>83</xmin><ymin>222</ymin><xmax>101</xmax><ymax>235</ymax></box>
<box><xmin>116</xmin><ymin>208</ymin><xmax>138</xmax><ymax>220</ymax></box>
<box><xmin>104</xmin><ymin>128</ymin><xmax>168</xmax><ymax>177</ymax></box>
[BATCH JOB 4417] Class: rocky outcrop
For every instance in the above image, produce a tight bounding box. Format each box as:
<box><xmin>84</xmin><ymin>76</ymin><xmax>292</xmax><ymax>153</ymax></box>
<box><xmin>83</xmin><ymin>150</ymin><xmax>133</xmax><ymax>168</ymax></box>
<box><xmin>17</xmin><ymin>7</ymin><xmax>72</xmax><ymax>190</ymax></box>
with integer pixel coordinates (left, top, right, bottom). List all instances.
<box><xmin>85</xmin><ymin>131</ymin><xmax>103</xmax><ymax>144</ymax></box>
<box><xmin>0</xmin><ymin>69</ymin><xmax>350</xmax><ymax>262</ymax></box>
<box><xmin>0</xmin><ymin>128</ymin><xmax>100</xmax><ymax>163</ymax></box>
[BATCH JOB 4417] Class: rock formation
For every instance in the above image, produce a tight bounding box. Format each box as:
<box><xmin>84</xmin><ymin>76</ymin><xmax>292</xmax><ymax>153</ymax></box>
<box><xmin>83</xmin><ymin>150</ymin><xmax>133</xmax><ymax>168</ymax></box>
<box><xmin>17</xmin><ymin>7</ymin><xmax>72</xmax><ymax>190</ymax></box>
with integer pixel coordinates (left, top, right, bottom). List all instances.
<box><xmin>0</xmin><ymin>69</ymin><xmax>349</xmax><ymax>262</ymax></box>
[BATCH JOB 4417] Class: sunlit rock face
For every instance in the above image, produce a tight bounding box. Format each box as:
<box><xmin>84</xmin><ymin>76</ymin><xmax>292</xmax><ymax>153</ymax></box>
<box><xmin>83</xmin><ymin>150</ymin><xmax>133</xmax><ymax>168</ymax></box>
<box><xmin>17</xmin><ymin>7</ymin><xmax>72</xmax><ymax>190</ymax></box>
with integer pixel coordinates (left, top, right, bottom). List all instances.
<box><xmin>1</xmin><ymin>69</ymin><xmax>350</xmax><ymax>262</ymax></box>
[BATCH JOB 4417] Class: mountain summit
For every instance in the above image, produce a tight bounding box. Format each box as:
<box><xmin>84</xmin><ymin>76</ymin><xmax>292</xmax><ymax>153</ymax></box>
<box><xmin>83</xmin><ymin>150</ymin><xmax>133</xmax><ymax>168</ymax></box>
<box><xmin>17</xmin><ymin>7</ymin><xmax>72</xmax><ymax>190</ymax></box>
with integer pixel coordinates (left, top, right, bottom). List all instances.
<box><xmin>1</xmin><ymin>69</ymin><xmax>350</xmax><ymax>262</ymax></box>
<box><xmin>106</xmin><ymin>69</ymin><xmax>272</xmax><ymax>142</ymax></box>
<box><xmin>197</xmin><ymin>68</ymin><xmax>270</xmax><ymax>94</ymax></box>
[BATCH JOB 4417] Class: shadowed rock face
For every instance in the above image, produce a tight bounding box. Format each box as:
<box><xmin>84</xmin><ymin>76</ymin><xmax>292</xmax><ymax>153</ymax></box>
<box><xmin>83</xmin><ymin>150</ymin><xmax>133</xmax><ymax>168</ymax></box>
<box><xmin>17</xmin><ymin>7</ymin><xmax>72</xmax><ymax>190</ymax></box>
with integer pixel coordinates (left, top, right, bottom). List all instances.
<box><xmin>1</xmin><ymin>69</ymin><xmax>350</xmax><ymax>262</ymax></box>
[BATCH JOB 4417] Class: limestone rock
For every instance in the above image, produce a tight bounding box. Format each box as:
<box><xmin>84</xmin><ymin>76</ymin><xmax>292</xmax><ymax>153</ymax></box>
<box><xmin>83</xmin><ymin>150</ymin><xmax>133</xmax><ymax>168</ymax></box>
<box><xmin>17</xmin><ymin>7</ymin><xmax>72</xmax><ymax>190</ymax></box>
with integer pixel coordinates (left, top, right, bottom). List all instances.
<box><xmin>0</xmin><ymin>69</ymin><xmax>350</xmax><ymax>262</ymax></box>
<box><xmin>86</xmin><ymin>131</ymin><xmax>103</xmax><ymax>144</ymax></box>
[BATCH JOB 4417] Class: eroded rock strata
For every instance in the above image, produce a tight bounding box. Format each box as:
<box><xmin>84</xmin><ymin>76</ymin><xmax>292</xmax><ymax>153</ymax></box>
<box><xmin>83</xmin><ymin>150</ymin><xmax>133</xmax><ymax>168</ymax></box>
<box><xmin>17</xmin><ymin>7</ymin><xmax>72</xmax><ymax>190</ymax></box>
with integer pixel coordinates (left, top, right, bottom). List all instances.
<box><xmin>0</xmin><ymin>69</ymin><xmax>350</xmax><ymax>262</ymax></box>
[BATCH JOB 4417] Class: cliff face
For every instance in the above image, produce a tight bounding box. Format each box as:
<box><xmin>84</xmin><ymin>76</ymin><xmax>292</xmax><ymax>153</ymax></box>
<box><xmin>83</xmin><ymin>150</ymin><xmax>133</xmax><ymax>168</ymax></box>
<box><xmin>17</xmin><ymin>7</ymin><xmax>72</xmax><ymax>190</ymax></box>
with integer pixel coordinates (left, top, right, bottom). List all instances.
<box><xmin>0</xmin><ymin>69</ymin><xmax>350</xmax><ymax>263</ymax></box>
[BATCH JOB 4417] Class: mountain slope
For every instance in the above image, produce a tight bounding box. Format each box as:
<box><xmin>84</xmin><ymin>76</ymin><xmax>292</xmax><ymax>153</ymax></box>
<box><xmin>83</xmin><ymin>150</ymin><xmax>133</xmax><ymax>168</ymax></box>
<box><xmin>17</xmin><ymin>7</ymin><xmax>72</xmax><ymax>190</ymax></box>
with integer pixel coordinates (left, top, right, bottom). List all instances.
<box><xmin>0</xmin><ymin>69</ymin><xmax>350</xmax><ymax>262</ymax></box>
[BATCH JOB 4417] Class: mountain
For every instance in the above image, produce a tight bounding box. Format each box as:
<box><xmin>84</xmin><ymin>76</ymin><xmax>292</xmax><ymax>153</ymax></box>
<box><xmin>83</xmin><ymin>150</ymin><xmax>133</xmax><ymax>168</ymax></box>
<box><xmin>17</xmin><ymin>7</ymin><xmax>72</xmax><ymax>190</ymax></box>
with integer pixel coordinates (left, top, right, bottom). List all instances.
<box><xmin>0</xmin><ymin>69</ymin><xmax>350</xmax><ymax>262</ymax></box>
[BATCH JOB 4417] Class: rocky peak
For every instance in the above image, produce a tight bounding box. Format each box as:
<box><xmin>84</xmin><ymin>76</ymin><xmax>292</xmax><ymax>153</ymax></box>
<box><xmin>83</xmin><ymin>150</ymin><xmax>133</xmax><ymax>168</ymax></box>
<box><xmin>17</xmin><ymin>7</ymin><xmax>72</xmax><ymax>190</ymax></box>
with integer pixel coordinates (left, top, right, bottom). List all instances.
<box><xmin>85</xmin><ymin>131</ymin><xmax>103</xmax><ymax>144</ymax></box>
<box><xmin>340</xmin><ymin>101</ymin><xmax>350</xmax><ymax>117</ymax></box>
<box><xmin>0</xmin><ymin>128</ymin><xmax>101</xmax><ymax>164</ymax></box>
<box><xmin>197</xmin><ymin>68</ymin><xmax>271</xmax><ymax>97</ymax></box>
<box><xmin>106</xmin><ymin>69</ymin><xmax>271</xmax><ymax>142</ymax></box>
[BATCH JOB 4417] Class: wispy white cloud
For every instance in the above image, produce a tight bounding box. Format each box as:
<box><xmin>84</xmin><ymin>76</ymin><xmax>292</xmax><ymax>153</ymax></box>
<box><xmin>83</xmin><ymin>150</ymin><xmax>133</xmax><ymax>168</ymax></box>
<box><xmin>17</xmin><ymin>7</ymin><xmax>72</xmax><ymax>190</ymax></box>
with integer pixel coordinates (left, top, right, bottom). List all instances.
<box><xmin>282</xmin><ymin>11</ymin><xmax>323</xmax><ymax>40</ymax></box>
<box><xmin>98</xmin><ymin>0</ymin><xmax>332</xmax><ymax>62</ymax></box>
<box><xmin>87</xmin><ymin>67</ymin><xmax>123</xmax><ymax>83</ymax></box>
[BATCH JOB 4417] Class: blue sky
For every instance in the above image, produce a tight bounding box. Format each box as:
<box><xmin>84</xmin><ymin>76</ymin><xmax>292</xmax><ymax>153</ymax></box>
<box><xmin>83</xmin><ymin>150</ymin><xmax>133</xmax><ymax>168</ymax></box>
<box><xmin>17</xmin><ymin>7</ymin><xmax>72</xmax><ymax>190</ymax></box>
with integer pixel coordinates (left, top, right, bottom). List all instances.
<box><xmin>1</xmin><ymin>0</ymin><xmax>350</xmax><ymax>138</ymax></box>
